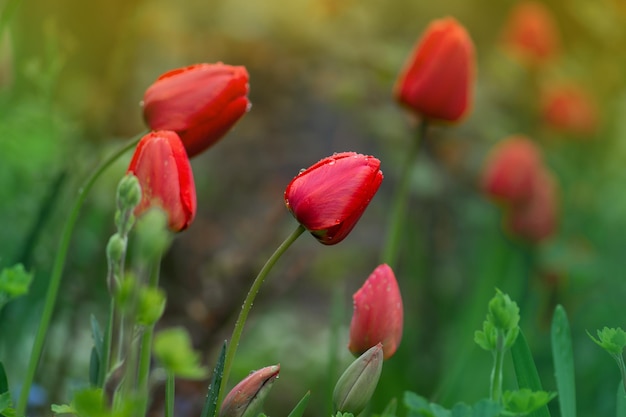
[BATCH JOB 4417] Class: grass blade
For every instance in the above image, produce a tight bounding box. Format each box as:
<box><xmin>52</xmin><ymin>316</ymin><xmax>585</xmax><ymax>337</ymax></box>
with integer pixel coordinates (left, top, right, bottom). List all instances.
<box><xmin>287</xmin><ymin>391</ymin><xmax>311</xmax><ymax>417</ymax></box>
<box><xmin>511</xmin><ymin>330</ymin><xmax>551</xmax><ymax>417</ymax></box>
<box><xmin>201</xmin><ymin>341</ymin><xmax>227</xmax><ymax>417</ymax></box>
<box><xmin>551</xmin><ymin>305</ymin><xmax>576</xmax><ymax>417</ymax></box>
<box><xmin>0</xmin><ymin>362</ymin><xmax>8</xmax><ymax>394</ymax></box>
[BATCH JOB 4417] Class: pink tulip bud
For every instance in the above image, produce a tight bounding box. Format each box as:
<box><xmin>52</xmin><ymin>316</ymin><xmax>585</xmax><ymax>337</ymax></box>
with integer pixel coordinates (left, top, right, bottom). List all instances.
<box><xmin>127</xmin><ymin>131</ymin><xmax>197</xmax><ymax>232</ymax></box>
<box><xmin>349</xmin><ymin>264</ymin><xmax>403</xmax><ymax>360</ymax></box>
<box><xmin>143</xmin><ymin>63</ymin><xmax>250</xmax><ymax>157</ymax></box>
<box><xmin>394</xmin><ymin>17</ymin><xmax>476</xmax><ymax>123</ymax></box>
<box><xmin>219</xmin><ymin>365</ymin><xmax>280</xmax><ymax>417</ymax></box>
<box><xmin>284</xmin><ymin>152</ymin><xmax>383</xmax><ymax>245</ymax></box>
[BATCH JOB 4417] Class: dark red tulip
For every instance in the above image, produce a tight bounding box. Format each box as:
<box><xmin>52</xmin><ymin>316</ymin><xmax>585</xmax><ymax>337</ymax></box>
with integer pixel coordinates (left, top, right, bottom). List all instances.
<box><xmin>127</xmin><ymin>131</ymin><xmax>197</xmax><ymax>232</ymax></box>
<box><xmin>481</xmin><ymin>136</ymin><xmax>542</xmax><ymax>205</ymax></box>
<box><xmin>394</xmin><ymin>17</ymin><xmax>475</xmax><ymax>122</ymax></box>
<box><xmin>349</xmin><ymin>264</ymin><xmax>403</xmax><ymax>360</ymax></box>
<box><xmin>501</xmin><ymin>1</ymin><xmax>560</xmax><ymax>67</ymax></box>
<box><xmin>284</xmin><ymin>152</ymin><xmax>383</xmax><ymax>245</ymax></box>
<box><xmin>143</xmin><ymin>63</ymin><xmax>250</xmax><ymax>157</ymax></box>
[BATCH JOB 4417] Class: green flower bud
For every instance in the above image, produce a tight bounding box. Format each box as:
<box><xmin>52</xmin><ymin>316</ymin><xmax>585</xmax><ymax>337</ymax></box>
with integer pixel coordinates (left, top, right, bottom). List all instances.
<box><xmin>106</xmin><ymin>233</ymin><xmax>126</xmax><ymax>265</ymax></box>
<box><xmin>135</xmin><ymin>208</ymin><xmax>172</xmax><ymax>262</ymax></box>
<box><xmin>117</xmin><ymin>174</ymin><xmax>142</xmax><ymax>211</ymax></box>
<box><xmin>487</xmin><ymin>289</ymin><xmax>519</xmax><ymax>332</ymax></box>
<box><xmin>333</xmin><ymin>343</ymin><xmax>383</xmax><ymax>415</ymax></box>
<box><xmin>219</xmin><ymin>365</ymin><xmax>280</xmax><ymax>417</ymax></box>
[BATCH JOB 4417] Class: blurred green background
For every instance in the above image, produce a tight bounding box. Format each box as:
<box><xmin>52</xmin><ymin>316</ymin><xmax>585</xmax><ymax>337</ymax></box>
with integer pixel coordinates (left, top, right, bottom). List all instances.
<box><xmin>2</xmin><ymin>0</ymin><xmax>626</xmax><ymax>416</ymax></box>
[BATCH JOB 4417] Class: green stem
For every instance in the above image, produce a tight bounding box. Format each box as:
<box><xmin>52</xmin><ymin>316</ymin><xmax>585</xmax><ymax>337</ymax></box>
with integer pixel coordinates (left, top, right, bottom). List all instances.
<box><xmin>165</xmin><ymin>371</ymin><xmax>175</xmax><ymax>417</ymax></box>
<box><xmin>217</xmin><ymin>224</ymin><xmax>306</xmax><ymax>410</ymax></box>
<box><xmin>490</xmin><ymin>331</ymin><xmax>505</xmax><ymax>403</ymax></box>
<box><xmin>99</xmin><ymin>298</ymin><xmax>115</xmax><ymax>387</ymax></box>
<box><xmin>16</xmin><ymin>135</ymin><xmax>142</xmax><ymax>417</ymax></box>
<box><xmin>381</xmin><ymin>119</ymin><xmax>428</xmax><ymax>267</ymax></box>
<box><xmin>137</xmin><ymin>255</ymin><xmax>162</xmax><ymax>416</ymax></box>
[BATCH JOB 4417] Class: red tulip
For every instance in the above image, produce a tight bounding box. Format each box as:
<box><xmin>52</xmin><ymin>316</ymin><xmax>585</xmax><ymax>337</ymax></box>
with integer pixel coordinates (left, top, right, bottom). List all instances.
<box><xmin>481</xmin><ymin>136</ymin><xmax>543</xmax><ymax>205</ymax></box>
<box><xmin>394</xmin><ymin>17</ymin><xmax>475</xmax><ymax>122</ymax></box>
<box><xmin>284</xmin><ymin>152</ymin><xmax>383</xmax><ymax>245</ymax></box>
<box><xmin>349</xmin><ymin>264</ymin><xmax>403</xmax><ymax>360</ymax></box>
<box><xmin>219</xmin><ymin>365</ymin><xmax>280</xmax><ymax>417</ymax></box>
<box><xmin>127</xmin><ymin>131</ymin><xmax>197</xmax><ymax>232</ymax></box>
<box><xmin>541</xmin><ymin>84</ymin><xmax>599</xmax><ymax>136</ymax></box>
<box><xmin>501</xmin><ymin>1</ymin><xmax>560</xmax><ymax>67</ymax></box>
<box><xmin>505</xmin><ymin>168</ymin><xmax>558</xmax><ymax>242</ymax></box>
<box><xmin>143</xmin><ymin>63</ymin><xmax>250</xmax><ymax>157</ymax></box>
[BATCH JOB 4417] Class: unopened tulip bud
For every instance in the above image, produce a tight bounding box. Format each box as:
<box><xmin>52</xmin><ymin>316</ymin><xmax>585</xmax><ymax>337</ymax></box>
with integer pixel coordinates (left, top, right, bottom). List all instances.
<box><xmin>349</xmin><ymin>264</ymin><xmax>403</xmax><ymax>360</ymax></box>
<box><xmin>143</xmin><ymin>63</ymin><xmax>250</xmax><ymax>157</ymax></box>
<box><xmin>394</xmin><ymin>17</ymin><xmax>476</xmax><ymax>123</ymax></box>
<box><xmin>284</xmin><ymin>152</ymin><xmax>383</xmax><ymax>245</ymax></box>
<box><xmin>219</xmin><ymin>365</ymin><xmax>280</xmax><ymax>417</ymax></box>
<box><xmin>333</xmin><ymin>343</ymin><xmax>383</xmax><ymax>415</ymax></box>
<box><xmin>127</xmin><ymin>131</ymin><xmax>197</xmax><ymax>232</ymax></box>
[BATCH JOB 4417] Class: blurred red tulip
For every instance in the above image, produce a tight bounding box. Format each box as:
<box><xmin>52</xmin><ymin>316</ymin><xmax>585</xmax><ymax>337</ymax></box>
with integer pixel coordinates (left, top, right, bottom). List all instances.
<box><xmin>284</xmin><ymin>152</ymin><xmax>383</xmax><ymax>245</ymax></box>
<box><xmin>481</xmin><ymin>136</ymin><xmax>543</xmax><ymax>205</ymax></box>
<box><xmin>501</xmin><ymin>1</ymin><xmax>560</xmax><ymax>67</ymax></box>
<box><xmin>505</xmin><ymin>168</ymin><xmax>558</xmax><ymax>242</ymax></box>
<box><xmin>143</xmin><ymin>63</ymin><xmax>250</xmax><ymax>157</ymax></box>
<box><xmin>349</xmin><ymin>264</ymin><xmax>403</xmax><ymax>360</ymax></box>
<box><xmin>541</xmin><ymin>84</ymin><xmax>599</xmax><ymax>136</ymax></box>
<box><xmin>219</xmin><ymin>365</ymin><xmax>280</xmax><ymax>417</ymax></box>
<box><xmin>127</xmin><ymin>131</ymin><xmax>197</xmax><ymax>232</ymax></box>
<box><xmin>394</xmin><ymin>17</ymin><xmax>475</xmax><ymax>123</ymax></box>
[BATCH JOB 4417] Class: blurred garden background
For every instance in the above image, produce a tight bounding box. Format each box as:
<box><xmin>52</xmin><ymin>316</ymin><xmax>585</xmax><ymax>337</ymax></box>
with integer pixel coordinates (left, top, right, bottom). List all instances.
<box><xmin>3</xmin><ymin>0</ymin><xmax>626</xmax><ymax>416</ymax></box>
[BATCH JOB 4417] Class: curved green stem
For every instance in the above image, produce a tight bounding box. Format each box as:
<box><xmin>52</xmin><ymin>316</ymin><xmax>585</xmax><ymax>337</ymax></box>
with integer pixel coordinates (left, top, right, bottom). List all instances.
<box><xmin>217</xmin><ymin>224</ymin><xmax>306</xmax><ymax>410</ymax></box>
<box><xmin>16</xmin><ymin>135</ymin><xmax>142</xmax><ymax>416</ymax></box>
<box><xmin>381</xmin><ymin>119</ymin><xmax>428</xmax><ymax>267</ymax></box>
<box><xmin>490</xmin><ymin>331</ymin><xmax>505</xmax><ymax>403</ymax></box>
<box><xmin>165</xmin><ymin>371</ymin><xmax>175</xmax><ymax>417</ymax></box>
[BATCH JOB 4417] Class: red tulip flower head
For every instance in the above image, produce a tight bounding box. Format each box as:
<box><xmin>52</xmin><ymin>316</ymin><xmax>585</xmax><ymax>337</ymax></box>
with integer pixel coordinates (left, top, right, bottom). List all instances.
<box><xmin>143</xmin><ymin>63</ymin><xmax>250</xmax><ymax>157</ymax></box>
<box><xmin>394</xmin><ymin>17</ymin><xmax>476</xmax><ymax>123</ymax></box>
<box><xmin>349</xmin><ymin>264</ymin><xmax>403</xmax><ymax>360</ymax></box>
<box><xmin>541</xmin><ymin>84</ymin><xmax>599</xmax><ymax>136</ymax></box>
<box><xmin>285</xmin><ymin>152</ymin><xmax>383</xmax><ymax>245</ymax></box>
<box><xmin>481</xmin><ymin>136</ymin><xmax>543</xmax><ymax>205</ymax></box>
<box><xmin>501</xmin><ymin>1</ymin><xmax>560</xmax><ymax>67</ymax></box>
<box><xmin>127</xmin><ymin>131</ymin><xmax>197</xmax><ymax>232</ymax></box>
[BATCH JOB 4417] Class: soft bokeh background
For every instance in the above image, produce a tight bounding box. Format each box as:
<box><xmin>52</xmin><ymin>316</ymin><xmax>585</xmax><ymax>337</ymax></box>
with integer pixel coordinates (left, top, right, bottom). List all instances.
<box><xmin>2</xmin><ymin>0</ymin><xmax>626</xmax><ymax>416</ymax></box>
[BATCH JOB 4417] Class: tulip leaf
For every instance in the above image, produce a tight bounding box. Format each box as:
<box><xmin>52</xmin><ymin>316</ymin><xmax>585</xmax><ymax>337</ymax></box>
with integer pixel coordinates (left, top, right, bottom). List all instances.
<box><xmin>0</xmin><ymin>362</ymin><xmax>8</xmax><ymax>394</ymax></box>
<box><xmin>551</xmin><ymin>305</ymin><xmax>576</xmax><ymax>417</ymax></box>
<box><xmin>201</xmin><ymin>340</ymin><xmax>227</xmax><ymax>417</ymax></box>
<box><xmin>511</xmin><ymin>330</ymin><xmax>552</xmax><ymax>417</ymax></box>
<box><xmin>287</xmin><ymin>391</ymin><xmax>310</xmax><ymax>417</ymax></box>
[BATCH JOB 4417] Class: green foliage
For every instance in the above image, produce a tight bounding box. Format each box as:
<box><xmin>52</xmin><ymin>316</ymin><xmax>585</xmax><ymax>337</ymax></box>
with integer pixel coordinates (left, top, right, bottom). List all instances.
<box><xmin>475</xmin><ymin>290</ymin><xmax>520</xmax><ymax>352</ymax></box>
<box><xmin>0</xmin><ymin>263</ymin><xmax>33</xmax><ymax>309</ymax></box>
<box><xmin>0</xmin><ymin>392</ymin><xmax>15</xmax><ymax>417</ymax></box>
<box><xmin>286</xmin><ymin>391</ymin><xmax>310</xmax><ymax>417</ymax></box>
<box><xmin>333</xmin><ymin>413</ymin><xmax>354</xmax><ymax>417</ymax></box>
<box><xmin>588</xmin><ymin>327</ymin><xmax>626</xmax><ymax>357</ymax></box>
<box><xmin>134</xmin><ymin>209</ymin><xmax>172</xmax><ymax>262</ymax></box>
<box><xmin>153</xmin><ymin>327</ymin><xmax>209</xmax><ymax>379</ymax></box>
<box><xmin>502</xmin><ymin>389</ymin><xmax>556</xmax><ymax>416</ymax></box>
<box><xmin>136</xmin><ymin>286</ymin><xmax>166</xmax><ymax>326</ymax></box>
<box><xmin>201</xmin><ymin>341</ymin><xmax>226</xmax><ymax>417</ymax></box>
<box><xmin>511</xmin><ymin>331</ymin><xmax>552</xmax><ymax>417</ymax></box>
<box><xmin>551</xmin><ymin>306</ymin><xmax>576</xmax><ymax>417</ymax></box>
<box><xmin>404</xmin><ymin>392</ymin><xmax>502</xmax><ymax>417</ymax></box>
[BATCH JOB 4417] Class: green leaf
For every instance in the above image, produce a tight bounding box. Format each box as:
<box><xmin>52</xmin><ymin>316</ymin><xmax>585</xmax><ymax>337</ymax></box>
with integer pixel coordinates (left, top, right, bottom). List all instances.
<box><xmin>287</xmin><ymin>391</ymin><xmax>310</xmax><ymax>417</ymax></box>
<box><xmin>153</xmin><ymin>327</ymin><xmax>209</xmax><ymax>379</ymax></box>
<box><xmin>551</xmin><ymin>305</ymin><xmax>576</xmax><ymax>417</ymax></box>
<box><xmin>89</xmin><ymin>346</ymin><xmax>100</xmax><ymax>387</ymax></box>
<box><xmin>588</xmin><ymin>327</ymin><xmax>626</xmax><ymax>356</ymax></box>
<box><xmin>403</xmin><ymin>392</ymin><xmax>432</xmax><ymax>417</ymax></box>
<box><xmin>201</xmin><ymin>340</ymin><xmax>227</xmax><ymax>417</ymax></box>
<box><xmin>470</xmin><ymin>399</ymin><xmax>502</xmax><ymax>417</ymax></box>
<box><xmin>503</xmin><ymin>389</ymin><xmax>556</xmax><ymax>415</ymax></box>
<box><xmin>90</xmin><ymin>315</ymin><xmax>104</xmax><ymax>361</ymax></box>
<box><xmin>0</xmin><ymin>264</ymin><xmax>33</xmax><ymax>308</ymax></box>
<box><xmin>0</xmin><ymin>362</ymin><xmax>8</xmax><ymax>394</ymax></box>
<box><xmin>0</xmin><ymin>392</ymin><xmax>14</xmax><ymax>415</ymax></box>
<box><xmin>73</xmin><ymin>388</ymin><xmax>106</xmax><ymax>417</ymax></box>
<box><xmin>511</xmin><ymin>330</ymin><xmax>552</xmax><ymax>417</ymax></box>
<box><xmin>136</xmin><ymin>286</ymin><xmax>166</xmax><ymax>326</ymax></box>
<box><xmin>378</xmin><ymin>397</ymin><xmax>397</xmax><ymax>417</ymax></box>
<box><xmin>51</xmin><ymin>403</ymin><xmax>77</xmax><ymax>414</ymax></box>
